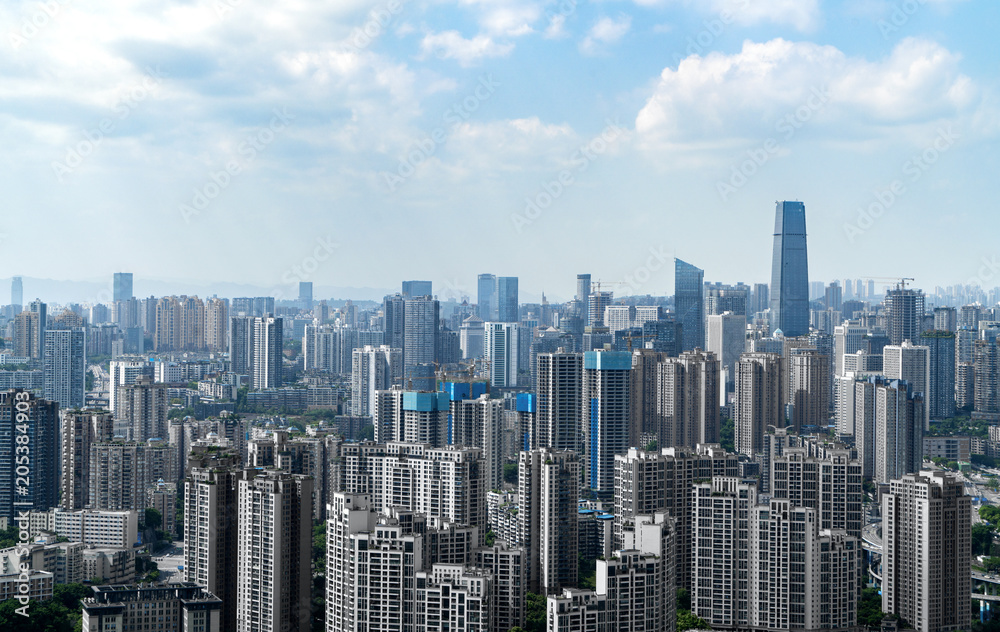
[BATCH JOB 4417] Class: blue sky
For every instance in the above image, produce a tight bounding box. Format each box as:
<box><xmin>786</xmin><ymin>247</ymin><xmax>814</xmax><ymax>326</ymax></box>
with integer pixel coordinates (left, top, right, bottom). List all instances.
<box><xmin>2</xmin><ymin>0</ymin><xmax>997</xmax><ymax>303</ymax></box>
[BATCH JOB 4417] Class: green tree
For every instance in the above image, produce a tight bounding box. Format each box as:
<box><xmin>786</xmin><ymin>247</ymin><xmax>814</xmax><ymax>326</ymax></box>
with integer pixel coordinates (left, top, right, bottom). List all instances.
<box><xmin>973</xmin><ymin>523</ymin><xmax>995</xmax><ymax>556</ymax></box>
<box><xmin>579</xmin><ymin>555</ymin><xmax>596</xmax><ymax>590</ymax></box>
<box><xmin>645</xmin><ymin>440</ymin><xmax>658</xmax><ymax>452</ymax></box>
<box><xmin>525</xmin><ymin>592</ymin><xmax>546</xmax><ymax>632</ymax></box>
<box><xmin>677</xmin><ymin>610</ymin><xmax>709</xmax><ymax>631</ymax></box>
<box><xmin>981</xmin><ymin>505</ymin><xmax>1000</xmax><ymax>525</ymax></box>
<box><xmin>719</xmin><ymin>417</ymin><xmax>735</xmax><ymax>453</ymax></box>
<box><xmin>503</xmin><ymin>463</ymin><xmax>518</xmax><ymax>485</ymax></box>
<box><xmin>677</xmin><ymin>587</ymin><xmax>691</xmax><ymax>611</ymax></box>
<box><xmin>144</xmin><ymin>508</ymin><xmax>162</xmax><ymax>530</ymax></box>
<box><xmin>358</xmin><ymin>424</ymin><xmax>375</xmax><ymax>441</ymax></box>
<box><xmin>485</xmin><ymin>531</ymin><xmax>496</xmax><ymax>547</ymax></box>
<box><xmin>313</xmin><ymin>522</ymin><xmax>327</xmax><ymax>570</ymax></box>
<box><xmin>858</xmin><ymin>587</ymin><xmax>885</xmax><ymax>628</ymax></box>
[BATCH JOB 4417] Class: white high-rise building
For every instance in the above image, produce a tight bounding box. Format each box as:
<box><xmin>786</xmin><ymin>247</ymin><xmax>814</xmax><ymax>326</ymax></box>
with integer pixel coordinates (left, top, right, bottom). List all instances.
<box><xmin>236</xmin><ymin>471</ymin><xmax>312</xmax><ymax>632</ymax></box>
<box><xmin>108</xmin><ymin>357</ymin><xmax>148</xmax><ymax>413</ymax></box>
<box><xmin>882</xmin><ymin>471</ymin><xmax>970</xmax><ymax>632</ymax></box>
<box><xmin>459</xmin><ymin>314</ymin><xmax>485</xmax><ymax>359</ymax></box>
<box><xmin>251</xmin><ymin>315</ymin><xmax>283</xmax><ymax>389</ymax></box>
<box><xmin>535</xmin><ymin>351</ymin><xmax>583</xmax><ymax>453</ymax></box>
<box><xmin>450</xmin><ymin>394</ymin><xmax>505</xmax><ymax>490</ymax></box>
<box><xmin>303</xmin><ymin>323</ymin><xmax>339</xmax><ymax>373</ymax></box>
<box><xmin>873</xmin><ymin>378</ymin><xmax>924</xmax><ymax>484</ymax></box>
<box><xmin>706</xmin><ymin>312</ymin><xmax>746</xmax><ymax>388</ymax></box>
<box><xmin>351</xmin><ymin>345</ymin><xmax>402</xmax><ymax>418</ymax></box>
<box><xmin>483</xmin><ymin>321</ymin><xmax>519</xmax><ymax>388</ymax></box>
<box><xmin>884</xmin><ymin>340</ymin><xmax>931</xmax><ymax>429</ymax></box>
<box><xmin>834</xmin><ymin>322</ymin><xmax>870</xmax><ymax>377</ymax></box>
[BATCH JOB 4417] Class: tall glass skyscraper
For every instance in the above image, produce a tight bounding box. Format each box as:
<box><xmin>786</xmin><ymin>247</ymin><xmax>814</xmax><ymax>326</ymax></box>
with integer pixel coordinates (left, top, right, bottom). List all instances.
<box><xmin>477</xmin><ymin>274</ymin><xmax>496</xmax><ymax>320</ymax></box>
<box><xmin>769</xmin><ymin>201</ymin><xmax>810</xmax><ymax>337</ymax></box>
<box><xmin>10</xmin><ymin>276</ymin><xmax>22</xmax><ymax>307</ymax></box>
<box><xmin>675</xmin><ymin>259</ymin><xmax>704</xmax><ymax>351</ymax></box>
<box><xmin>497</xmin><ymin>276</ymin><xmax>519</xmax><ymax>322</ymax></box>
<box><xmin>113</xmin><ymin>272</ymin><xmax>133</xmax><ymax>302</ymax></box>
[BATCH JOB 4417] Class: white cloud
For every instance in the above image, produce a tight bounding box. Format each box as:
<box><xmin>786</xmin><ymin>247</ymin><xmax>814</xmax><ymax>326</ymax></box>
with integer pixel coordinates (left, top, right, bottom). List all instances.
<box><xmin>420</xmin><ymin>31</ymin><xmax>515</xmax><ymax>66</ymax></box>
<box><xmin>636</xmin><ymin>37</ymin><xmax>978</xmax><ymax>151</ymax></box>
<box><xmin>580</xmin><ymin>15</ymin><xmax>632</xmax><ymax>55</ymax></box>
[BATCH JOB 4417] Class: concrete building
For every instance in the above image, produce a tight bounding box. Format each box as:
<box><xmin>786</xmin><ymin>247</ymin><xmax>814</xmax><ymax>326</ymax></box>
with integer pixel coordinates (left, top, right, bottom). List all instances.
<box><xmin>535</xmin><ymin>351</ymin><xmax>583</xmax><ymax>454</ymax></box>
<box><xmin>882</xmin><ymin>471</ymin><xmax>970</xmax><ymax>632</ymax></box>
<box><xmin>582</xmin><ymin>350</ymin><xmax>631</xmax><ymax>495</ymax></box>
<box><xmin>517</xmin><ymin>448</ymin><xmax>580</xmax><ymax>595</ymax></box>
<box><xmin>374</xmin><ymin>389</ymin><xmax>449</xmax><ymax>446</ymax></box>
<box><xmin>884</xmin><ymin>341</ymin><xmax>931</xmax><ymax>430</ymax></box>
<box><xmin>43</xmin><ymin>327</ymin><xmax>86</xmax><ymax>410</ymax></box>
<box><xmin>351</xmin><ymin>345</ymin><xmax>402</xmax><ymax>418</ymax></box>
<box><xmin>788</xmin><ymin>347</ymin><xmax>830</xmax><ymax>432</ymax></box>
<box><xmin>884</xmin><ymin>286</ymin><xmax>926</xmax><ymax>346</ymax></box>
<box><xmin>653</xmin><ymin>349</ymin><xmax>720</xmax><ymax>449</ymax></box>
<box><xmin>205</xmin><ymin>297</ymin><xmax>229</xmax><ymax>352</ymax></box>
<box><xmin>483</xmin><ymin>321</ymin><xmax>519</xmax><ymax>388</ymax></box>
<box><xmin>771</xmin><ymin>446</ymin><xmax>863</xmax><ymax>538</ymax></box>
<box><xmin>81</xmin><ymin>583</ymin><xmax>222</xmax><ymax>632</ymax></box>
<box><xmin>734</xmin><ymin>352</ymin><xmax>784</xmax><ymax>458</ymax></box>
<box><xmin>445</xmin><ymin>386</ymin><xmax>504</xmax><ymax>490</ymax></box>
<box><xmin>0</xmin><ymin>389</ymin><xmax>59</xmax><ymax>521</ymax></box>
<box><xmin>769</xmin><ymin>201</ymin><xmax>810</xmax><ymax>337</ymax></box>
<box><xmin>706</xmin><ymin>312</ymin><xmax>746</xmax><ymax>389</ymax></box>
<box><xmin>236</xmin><ymin>472</ymin><xmax>313</xmax><ymax>632</ymax></box>
<box><xmin>61</xmin><ymin>409</ymin><xmax>115</xmax><ymax>510</ymax></box>
<box><xmin>115</xmin><ymin>376</ymin><xmax>169</xmax><ymax>441</ymax></box>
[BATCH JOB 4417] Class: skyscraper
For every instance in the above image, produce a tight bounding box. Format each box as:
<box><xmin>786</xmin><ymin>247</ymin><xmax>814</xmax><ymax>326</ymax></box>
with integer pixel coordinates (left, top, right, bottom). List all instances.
<box><xmin>884</xmin><ymin>341</ymin><xmax>931</xmax><ymax>430</ymax></box>
<box><xmin>706</xmin><ymin>312</ymin><xmax>745</xmax><ymax>388</ymax></box>
<box><xmin>535</xmin><ymin>351</ymin><xmax>583</xmax><ymax>452</ymax></box>
<box><xmin>582</xmin><ymin>350</ymin><xmax>631</xmax><ymax>494</ymax></box>
<box><xmin>576</xmin><ymin>274</ymin><xmax>591</xmax><ymax>323</ymax></box>
<box><xmin>350</xmin><ymin>345</ymin><xmax>402</xmax><ymax>418</ymax></box>
<box><xmin>116</xmin><ymin>375</ymin><xmax>170</xmax><ymax>441</ymax></box>
<box><xmin>654</xmin><ymin>349</ymin><xmax>721</xmax><ymax>449</ymax></box>
<box><xmin>113</xmin><ymin>272</ymin><xmax>133</xmax><ymax>302</ymax></box>
<box><xmin>734</xmin><ymin>352</ymin><xmax>784</xmax><ymax>457</ymax></box>
<box><xmin>43</xmin><ymin>327</ymin><xmax>86</xmax><ymax>410</ymax></box>
<box><xmin>769</xmin><ymin>201</ymin><xmax>810</xmax><ymax>337</ymax></box>
<box><xmin>236</xmin><ymin>472</ymin><xmax>313</xmax><ymax>632</ymax></box>
<box><xmin>13</xmin><ymin>310</ymin><xmax>41</xmax><ymax>358</ymax></box>
<box><xmin>884</xmin><ymin>285</ymin><xmax>926</xmax><ymax>345</ymax></box>
<box><xmin>518</xmin><ymin>448</ymin><xmax>580</xmax><ymax>595</ymax></box>
<box><xmin>477</xmin><ymin>274</ymin><xmax>497</xmax><ymax>321</ymax></box>
<box><xmin>0</xmin><ymin>390</ymin><xmax>59</xmax><ymax>521</ymax></box>
<box><xmin>298</xmin><ymin>281</ymin><xmax>313</xmax><ymax>310</ymax></box>
<box><xmin>60</xmin><ymin>409</ymin><xmax>114</xmax><ymax>511</ymax></box>
<box><xmin>788</xmin><ymin>347</ymin><xmax>830</xmax><ymax>432</ymax></box>
<box><xmin>10</xmin><ymin>276</ymin><xmax>22</xmax><ymax>308</ymax></box>
<box><xmin>497</xmin><ymin>276</ymin><xmax>519</xmax><ymax>322</ymax></box>
<box><xmin>483</xmin><ymin>321</ymin><xmax>519</xmax><ymax>388</ymax></box>
<box><xmin>920</xmin><ymin>331</ymin><xmax>955</xmax><ymax>420</ymax></box>
<box><xmin>874</xmin><ymin>378</ymin><xmax>924</xmax><ymax>484</ymax></box>
<box><xmin>205</xmin><ymin>297</ymin><xmax>229</xmax><ymax>352</ymax></box>
<box><xmin>674</xmin><ymin>258</ymin><xmax>704</xmax><ymax>351</ymax></box>
<box><xmin>882</xmin><ymin>471</ymin><xmax>970</xmax><ymax>632</ymax></box>
<box><xmin>403</xmin><ymin>296</ymin><xmax>439</xmax><ymax>381</ymax></box>
<box><xmin>251</xmin><ymin>315</ymin><xmax>283</xmax><ymax>389</ymax></box>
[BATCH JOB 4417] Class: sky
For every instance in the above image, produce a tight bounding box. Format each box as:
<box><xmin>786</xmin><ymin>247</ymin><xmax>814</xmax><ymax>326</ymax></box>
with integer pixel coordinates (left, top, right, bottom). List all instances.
<box><xmin>2</xmin><ymin>0</ymin><xmax>998</xmax><ymax>304</ymax></box>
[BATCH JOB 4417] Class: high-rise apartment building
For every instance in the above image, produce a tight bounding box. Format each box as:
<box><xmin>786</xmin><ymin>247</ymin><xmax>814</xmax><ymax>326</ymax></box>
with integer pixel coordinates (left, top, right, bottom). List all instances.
<box><xmin>587</xmin><ymin>291</ymin><xmax>612</xmax><ymax>328</ymax></box>
<box><xmin>60</xmin><ymin>409</ymin><xmax>114</xmax><ymax>511</ymax></box>
<box><xmin>920</xmin><ymin>330</ymin><xmax>956</xmax><ymax>420</ymax></box>
<box><xmin>88</xmin><ymin>440</ymin><xmax>176</xmax><ymax>510</ymax></box>
<box><xmin>483</xmin><ymin>321</ymin><xmax>519</xmax><ymax>388</ymax></box>
<box><xmin>373</xmin><ymin>389</ymin><xmax>449</xmax><ymax>446</ymax></box>
<box><xmin>582</xmin><ymin>350</ymin><xmax>631</xmax><ymax>494</ymax></box>
<box><xmin>934</xmin><ymin>306</ymin><xmax>958</xmax><ymax>332</ymax></box>
<box><xmin>654</xmin><ymin>349</ymin><xmax>720</xmax><ymax>449</ymax></box>
<box><xmin>401</xmin><ymin>280</ymin><xmax>432</xmax><ymax>298</ymax></box>
<box><xmin>734</xmin><ymin>352</ymin><xmax>784</xmax><ymax>457</ymax></box>
<box><xmin>251</xmin><ymin>315</ymin><xmax>283</xmax><ymax>389</ymax></box>
<box><xmin>974</xmin><ymin>339</ymin><xmax>1000</xmax><ymax>414</ymax></box>
<box><xmin>116</xmin><ymin>375</ymin><xmax>169</xmax><ymax>441</ymax></box>
<box><xmin>403</xmin><ymin>295</ymin><xmax>439</xmax><ymax>380</ymax></box>
<box><xmin>882</xmin><ymin>471</ymin><xmax>970</xmax><ymax>632</ymax></box>
<box><xmin>884</xmin><ymin>340</ymin><xmax>931</xmax><ymax>429</ymax></box>
<box><xmin>771</xmin><ymin>446</ymin><xmax>863</xmax><ymax>538</ymax></box>
<box><xmin>884</xmin><ymin>285</ymin><xmax>926</xmax><ymax>345</ymax></box>
<box><xmin>205</xmin><ymin>297</ymin><xmax>229</xmax><ymax>352</ymax></box>
<box><xmin>14</xmin><ymin>310</ymin><xmax>41</xmax><ymax>358</ymax></box>
<box><xmin>535</xmin><ymin>351</ymin><xmax>583</xmax><ymax>453</ymax></box>
<box><xmin>706</xmin><ymin>312</ymin><xmax>745</xmax><ymax>387</ymax></box>
<box><xmin>43</xmin><ymin>327</ymin><xmax>86</xmax><ymax>410</ymax></box>
<box><xmin>769</xmin><ymin>201</ymin><xmax>810</xmax><ymax>337</ymax></box>
<box><xmin>185</xmin><ymin>448</ymin><xmax>252</xmax><ymax>632</ymax></box>
<box><xmin>351</xmin><ymin>345</ymin><xmax>402</xmax><ymax>418</ymax></box>
<box><xmin>0</xmin><ymin>390</ymin><xmax>59</xmax><ymax>521</ymax></box>
<box><xmin>873</xmin><ymin>378</ymin><xmax>924</xmax><ymax>484</ymax></box>
<box><xmin>788</xmin><ymin>347</ymin><xmax>830</xmax><ymax>432</ymax></box>
<box><xmin>675</xmin><ymin>259</ymin><xmax>704</xmax><ymax>351</ymax></box>
<box><xmin>236</xmin><ymin>472</ymin><xmax>313</xmax><ymax>632</ymax></box>
<box><xmin>81</xmin><ymin>583</ymin><xmax>223</xmax><ymax>632</ymax></box>
<box><xmin>517</xmin><ymin>448</ymin><xmax>580</xmax><ymax>595</ymax></box>
<box><xmin>445</xmin><ymin>386</ymin><xmax>504</xmax><ymax>490</ymax></box>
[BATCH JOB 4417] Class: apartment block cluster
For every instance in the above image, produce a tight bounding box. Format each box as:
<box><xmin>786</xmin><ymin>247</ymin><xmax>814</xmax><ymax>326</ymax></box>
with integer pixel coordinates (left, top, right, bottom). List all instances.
<box><xmin>0</xmin><ymin>202</ymin><xmax>983</xmax><ymax>632</ymax></box>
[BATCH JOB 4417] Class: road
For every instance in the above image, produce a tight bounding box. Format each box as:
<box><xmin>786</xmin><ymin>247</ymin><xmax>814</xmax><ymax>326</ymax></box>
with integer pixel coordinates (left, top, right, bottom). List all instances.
<box><xmin>154</xmin><ymin>543</ymin><xmax>185</xmax><ymax>582</ymax></box>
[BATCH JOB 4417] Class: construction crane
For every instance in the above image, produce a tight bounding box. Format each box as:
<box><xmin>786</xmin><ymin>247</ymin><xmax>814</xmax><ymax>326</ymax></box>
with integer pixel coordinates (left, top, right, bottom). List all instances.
<box><xmin>853</xmin><ymin>277</ymin><xmax>916</xmax><ymax>293</ymax></box>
